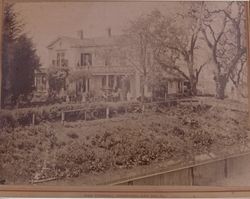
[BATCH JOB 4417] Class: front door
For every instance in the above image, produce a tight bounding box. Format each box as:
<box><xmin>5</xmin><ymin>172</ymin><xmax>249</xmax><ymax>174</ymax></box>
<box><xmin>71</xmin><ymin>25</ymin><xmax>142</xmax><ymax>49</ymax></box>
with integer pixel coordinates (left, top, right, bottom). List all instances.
<box><xmin>76</xmin><ymin>78</ymin><xmax>86</xmax><ymax>96</ymax></box>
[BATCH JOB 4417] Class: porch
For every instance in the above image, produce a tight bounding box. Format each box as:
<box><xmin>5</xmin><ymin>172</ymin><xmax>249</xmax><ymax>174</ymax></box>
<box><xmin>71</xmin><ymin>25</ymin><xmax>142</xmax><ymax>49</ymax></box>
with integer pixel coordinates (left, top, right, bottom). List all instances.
<box><xmin>67</xmin><ymin>67</ymin><xmax>137</xmax><ymax>102</ymax></box>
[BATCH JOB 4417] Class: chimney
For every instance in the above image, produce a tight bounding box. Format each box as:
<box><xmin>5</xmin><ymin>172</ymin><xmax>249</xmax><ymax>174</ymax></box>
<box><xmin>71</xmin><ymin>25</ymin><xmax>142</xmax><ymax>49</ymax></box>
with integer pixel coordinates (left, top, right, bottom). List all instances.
<box><xmin>77</xmin><ymin>30</ymin><xmax>84</xmax><ymax>40</ymax></box>
<box><xmin>107</xmin><ymin>27</ymin><xmax>111</xmax><ymax>37</ymax></box>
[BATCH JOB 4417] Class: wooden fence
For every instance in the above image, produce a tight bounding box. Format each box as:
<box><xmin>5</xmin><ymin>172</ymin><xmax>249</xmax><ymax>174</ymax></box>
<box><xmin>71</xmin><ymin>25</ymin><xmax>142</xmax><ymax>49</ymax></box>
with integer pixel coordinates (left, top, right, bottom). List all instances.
<box><xmin>59</xmin><ymin>98</ymin><xmax>193</xmax><ymax>124</ymax></box>
<box><xmin>16</xmin><ymin>97</ymin><xmax>198</xmax><ymax>126</ymax></box>
<box><xmin>110</xmin><ymin>151</ymin><xmax>250</xmax><ymax>186</ymax></box>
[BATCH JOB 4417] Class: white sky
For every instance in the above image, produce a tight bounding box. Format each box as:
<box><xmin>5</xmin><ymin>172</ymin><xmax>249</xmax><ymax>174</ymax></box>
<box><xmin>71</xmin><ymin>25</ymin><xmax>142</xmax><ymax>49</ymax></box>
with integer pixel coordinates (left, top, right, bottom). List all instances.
<box><xmin>13</xmin><ymin>2</ymin><xmax>181</xmax><ymax>66</ymax></box>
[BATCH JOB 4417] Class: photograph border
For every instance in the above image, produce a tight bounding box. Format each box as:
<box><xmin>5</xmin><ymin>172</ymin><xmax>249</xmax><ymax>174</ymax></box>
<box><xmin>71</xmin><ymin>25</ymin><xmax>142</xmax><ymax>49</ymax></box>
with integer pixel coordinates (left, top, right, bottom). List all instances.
<box><xmin>0</xmin><ymin>0</ymin><xmax>249</xmax><ymax>197</ymax></box>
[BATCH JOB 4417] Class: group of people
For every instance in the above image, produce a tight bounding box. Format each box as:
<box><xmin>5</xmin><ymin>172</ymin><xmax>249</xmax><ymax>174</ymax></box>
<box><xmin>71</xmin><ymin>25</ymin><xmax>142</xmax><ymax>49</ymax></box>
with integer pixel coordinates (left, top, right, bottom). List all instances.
<box><xmin>64</xmin><ymin>88</ymin><xmax>132</xmax><ymax>103</ymax></box>
<box><xmin>101</xmin><ymin>87</ymin><xmax>132</xmax><ymax>102</ymax></box>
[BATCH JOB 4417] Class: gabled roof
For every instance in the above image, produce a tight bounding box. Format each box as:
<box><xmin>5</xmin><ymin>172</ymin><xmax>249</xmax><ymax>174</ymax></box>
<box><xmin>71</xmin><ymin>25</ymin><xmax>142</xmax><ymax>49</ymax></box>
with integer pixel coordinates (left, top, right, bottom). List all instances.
<box><xmin>47</xmin><ymin>35</ymin><xmax>123</xmax><ymax>49</ymax></box>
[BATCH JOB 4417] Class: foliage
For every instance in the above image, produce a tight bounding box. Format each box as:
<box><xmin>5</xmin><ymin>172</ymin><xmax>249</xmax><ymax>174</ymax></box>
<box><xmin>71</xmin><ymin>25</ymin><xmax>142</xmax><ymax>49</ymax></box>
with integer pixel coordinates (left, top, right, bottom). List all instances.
<box><xmin>151</xmin><ymin>3</ymin><xmax>210</xmax><ymax>96</ymax></box>
<box><xmin>202</xmin><ymin>2</ymin><xmax>246</xmax><ymax>99</ymax></box>
<box><xmin>47</xmin><ymin>68</ymin><xmax>68</xmax><ymax>100</ymax></box>
<box><xmin>119</xmin><ymin>10</ymin><xmax>162</xmax><ymax>102</ymax></box>
<box><xmin>12</xmin><ymin>35</ymin><xmax>40</xmax><ymax>102</ymax></box>
<box><xmin>0</xmin><ymin>103</ymin><xmax>248</xmax><ymax>183</ymax></box>
<box><xmin>2</xmin><ymin>3</ymin><xmax>40</xmax><ymax>106</ymax></box>
<box><xmin>2</xmin><ymin>3</ymin><xmax>23</xmax><ymax>107</ymax></box>
<box><xmin>68</xmin><ymin>70</ymin><xmax>90</xmax><ymax>83</ymax></box>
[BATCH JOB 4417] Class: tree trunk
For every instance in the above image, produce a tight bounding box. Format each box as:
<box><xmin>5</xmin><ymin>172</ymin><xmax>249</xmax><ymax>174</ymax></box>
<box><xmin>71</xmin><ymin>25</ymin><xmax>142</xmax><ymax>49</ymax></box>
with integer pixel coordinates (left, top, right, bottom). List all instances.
<box><xmin>187</xmin><ymin>61</ymin><xmax>197</xmax><ymax>96</ymax></box>
<box><xmin>189</xmin><ymin>77</ymin><xmax>197</xmax><ymax>96</ymax></box>
<box><xmin>141</xmin><ymin>75</ymin><xmax>145</xmax><ymax>103</ymax></box>
<box><xmin>215</xmin><ymin>74</ymin><xmax>227</xmax><ymax>99</ymax></box>
<box><xmin>141</xmin><ymin>86</ymin><xmax>145</xmax><ymax>103</ymax></box>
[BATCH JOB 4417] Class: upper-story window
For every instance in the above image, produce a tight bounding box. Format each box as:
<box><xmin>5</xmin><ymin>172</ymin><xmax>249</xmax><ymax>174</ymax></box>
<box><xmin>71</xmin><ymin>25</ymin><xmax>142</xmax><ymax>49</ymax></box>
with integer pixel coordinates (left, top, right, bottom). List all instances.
<box><xmin>104</xmin><ymin>49</ymin><xmax>112</xmax><ymax>66</ymax></box>
<box><xmin>105</xmin><ymin>56</ymin><xmax>111</xmax><ymax>66</ymax></box>
<box><xmin>108</xmin><ymin>75</ymin><xmax>115</xmax><ymax>88</ymax></box>
<box><xmin>81</xmin><ymin>53</ymin><xmax>92</xmax><ymax>67</ymax></box>
<box><xmin>55</xmin><ymin>52</ymin><xmax>68</xmax><ymax>67</ymax></box>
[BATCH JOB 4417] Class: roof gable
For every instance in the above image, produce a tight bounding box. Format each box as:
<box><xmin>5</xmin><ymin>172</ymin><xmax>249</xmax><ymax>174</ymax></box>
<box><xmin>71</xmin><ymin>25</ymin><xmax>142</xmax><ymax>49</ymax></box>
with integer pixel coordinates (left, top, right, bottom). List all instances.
<box><xmin>48</xmin><ymin>35</ymin><xmax>123</xmax><ymax>49</ymax></box>
<box><xmin>47</xmin><ymin>36</ymin><xmax>81</xmax><ymax>49</ymax></box>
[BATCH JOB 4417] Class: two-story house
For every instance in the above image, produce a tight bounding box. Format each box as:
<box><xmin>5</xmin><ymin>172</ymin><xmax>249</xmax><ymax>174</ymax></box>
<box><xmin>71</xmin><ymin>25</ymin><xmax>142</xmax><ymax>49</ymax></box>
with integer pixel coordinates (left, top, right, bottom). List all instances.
<box><xmin>34</xmin><ymin>29</ymin><xmax>185</xmax><ymax>102</ymax></box>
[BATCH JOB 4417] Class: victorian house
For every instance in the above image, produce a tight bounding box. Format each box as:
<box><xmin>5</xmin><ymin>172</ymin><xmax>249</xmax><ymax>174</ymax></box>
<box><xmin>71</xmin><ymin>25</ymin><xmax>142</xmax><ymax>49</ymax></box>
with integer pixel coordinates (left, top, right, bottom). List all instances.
<box><xmin>34</xmin><ymin>29</ymin><xmax>185</xmax><ymax>102</ymax></box>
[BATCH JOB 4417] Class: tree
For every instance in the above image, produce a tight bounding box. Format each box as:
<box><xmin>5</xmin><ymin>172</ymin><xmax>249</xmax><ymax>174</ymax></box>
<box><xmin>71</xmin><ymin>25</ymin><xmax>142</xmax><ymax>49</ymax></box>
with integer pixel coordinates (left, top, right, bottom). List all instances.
<box><xmin>2</xmin><ymin>3</ymin><xmax>40</xmax><ymax>106</ymax></box>
<box><xmin>152</xmin><ymin>2</ymin><xmax>209</xmax><ymax>96</ymax></box>
<box><xmin>119</xmin><ymin>10</ymin><xmax>162</xmax><ymax>102</ymax></box>
<box><xmin>202</xmin><ymin>2</ymin><xmax>246</xmax><ymax>99</ymax></box>
<box><xmin>229</xmin><ymin>54</ymin><xmax>247</xmax><ymax>98</ymax></box>
<box><xmin>12</xmin><ymin>34</ymin><xmax>40</xmax><ymax>103</ymax></box>
<box><xmin>2</xmin><ymin>3</ymin><xmax>23</xmax><ymax>107</ymax></box>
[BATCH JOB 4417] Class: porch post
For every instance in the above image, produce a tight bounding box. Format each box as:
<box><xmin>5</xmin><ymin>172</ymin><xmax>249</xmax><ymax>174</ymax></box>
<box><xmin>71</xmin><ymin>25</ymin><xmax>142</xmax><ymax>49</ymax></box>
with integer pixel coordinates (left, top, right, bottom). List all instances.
<box><xmin>114</xmin><ymin>76</ymin><xmax>117</xmax><ymax>89</ymax></box>
<box><xmin>86</xmin><ymin>78</ymin><xmax>88</xmax><ymax>92</ymax></box>
<box><xmin>106</xmin><ymin>75</ymin><xmax>109</xmax><ymax>88</ymax></box>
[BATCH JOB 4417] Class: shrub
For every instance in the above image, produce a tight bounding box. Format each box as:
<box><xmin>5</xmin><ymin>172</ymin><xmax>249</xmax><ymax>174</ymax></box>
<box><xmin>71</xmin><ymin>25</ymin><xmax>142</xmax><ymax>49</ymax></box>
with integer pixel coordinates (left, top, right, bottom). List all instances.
<box><xmin>67</xmin><ymin>132</ymin><xmax>79</xmax><ymax>139</ymax></box>
<box><xmin>0</xmin><ymin>111</ymin><xmax>17</xmax><ymax>128</ymax></box>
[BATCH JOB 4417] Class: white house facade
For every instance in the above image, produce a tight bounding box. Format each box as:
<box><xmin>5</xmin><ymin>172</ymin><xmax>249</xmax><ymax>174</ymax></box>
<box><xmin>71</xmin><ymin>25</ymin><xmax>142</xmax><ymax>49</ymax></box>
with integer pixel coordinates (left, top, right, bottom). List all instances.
<box><xmin>34</xmin><ymin>29</ymin><xmax>185</xmax><ymax>102</ymax></box>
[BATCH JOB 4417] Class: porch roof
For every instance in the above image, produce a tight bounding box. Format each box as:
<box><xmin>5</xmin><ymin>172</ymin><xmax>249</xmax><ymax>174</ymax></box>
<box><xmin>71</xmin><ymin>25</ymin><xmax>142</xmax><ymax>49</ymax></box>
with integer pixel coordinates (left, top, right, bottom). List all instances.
<box><xmin>89</xmin><ymin>66</ymin><xmax>135</xmax><ymax>76</ymax></box>
<box><xmin>68</xmin><ymin>66</ymin><xmax>135</xmax><ymax>82</ymax></box>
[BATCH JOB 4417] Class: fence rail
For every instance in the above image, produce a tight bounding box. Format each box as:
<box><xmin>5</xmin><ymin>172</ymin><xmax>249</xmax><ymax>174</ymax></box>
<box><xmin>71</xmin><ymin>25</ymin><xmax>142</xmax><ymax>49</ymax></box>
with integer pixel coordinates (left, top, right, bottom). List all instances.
<box><xmin>0</xmin><ymin>97</ymin><xmax>199</xmax><ymax>128</ymax></box>
<box><xmin>60</xmin><ymin>97</ymin><xmax>193</xmax><ymax>124</ymax></box>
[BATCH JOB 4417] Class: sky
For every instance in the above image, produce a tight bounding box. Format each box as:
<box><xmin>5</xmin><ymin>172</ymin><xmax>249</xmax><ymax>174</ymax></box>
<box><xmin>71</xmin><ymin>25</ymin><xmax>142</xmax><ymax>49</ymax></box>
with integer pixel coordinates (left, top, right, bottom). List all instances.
<box><xmin>13</xmin><ymin>1</ymin><xmax>181</xmax><ymax>66</ymax></box>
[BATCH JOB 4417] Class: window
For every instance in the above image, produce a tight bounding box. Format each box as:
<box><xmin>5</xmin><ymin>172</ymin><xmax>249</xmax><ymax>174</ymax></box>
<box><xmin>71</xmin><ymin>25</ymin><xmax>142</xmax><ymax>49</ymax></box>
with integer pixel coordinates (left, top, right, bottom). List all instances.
<box><xmin>56</xmin><ymin>52</ymin><xmax>67</xmax><ymax>67</ymax></box>
<box><xmin>105</xmin><ymin>56</ymin><xmax>111</xmax><ymax>66</ymax></box>
<box><xmin>81</xmin><ymin>53</ymin><xmax>92</xmax><ymax>67</ymax></box>
<box><xmin>108</xmin><ymin>75</ymin><xmax>115</xmax><ymax>88</ymax></box>
<box><xmin>56</xmin><ymin>53</ymin><xmax>60</xmax><ymax>66</ymax></box>
<box><xmin>102</xmin><ymin>76</ymin><xmax>106</xmax><ymax>88</ymax></box>
<box><xmin>104</xmin><ymin>49</ymin><xmax>112</xmax><ymax>66</ymax></box>
<box><xmin>52</xmin><ymin>60</ymin><xmax>56</xmax><ymax>66</ymax></box>
<box><xmin>116</xmin><ymin>76</ymin><xmax>122</xmax><ymax>89</ymax></box>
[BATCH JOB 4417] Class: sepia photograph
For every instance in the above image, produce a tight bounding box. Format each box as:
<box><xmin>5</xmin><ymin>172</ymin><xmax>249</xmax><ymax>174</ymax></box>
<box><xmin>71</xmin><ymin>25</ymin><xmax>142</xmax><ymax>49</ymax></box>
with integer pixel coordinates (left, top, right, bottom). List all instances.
<box><xmin>0</xmin><ymin>0</ymin><xmax>249</xmax><ymax>187</ymax></box>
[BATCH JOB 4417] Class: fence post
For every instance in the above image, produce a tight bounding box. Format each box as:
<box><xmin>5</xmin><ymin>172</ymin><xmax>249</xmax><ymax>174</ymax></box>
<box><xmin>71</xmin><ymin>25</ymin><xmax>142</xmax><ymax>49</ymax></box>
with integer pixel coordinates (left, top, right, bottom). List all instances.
<box><xmin>61</xmin><ymin>112</ymin><xmax>65</xmax><ymax>124</ymax></box>
<box><xmin>224</xmin><ymin>159</ymin><xmax>228</xmax><ymax>178</ymax></box>
<box><xmin>32</xmin><ymin>113</ymin><xmax>35</xmax><ymax>126</ymax></box>
<box><xmin>106</xmin><ymin>107</ymin><xmax>109</xmax><ymax>119</ymax></box>
<box><xmin>190</xmin><ymin>167</ymin><xmax>194</xmax><ymax>186</ymax></box>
